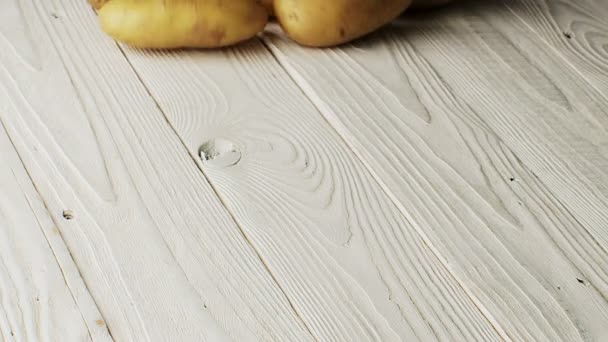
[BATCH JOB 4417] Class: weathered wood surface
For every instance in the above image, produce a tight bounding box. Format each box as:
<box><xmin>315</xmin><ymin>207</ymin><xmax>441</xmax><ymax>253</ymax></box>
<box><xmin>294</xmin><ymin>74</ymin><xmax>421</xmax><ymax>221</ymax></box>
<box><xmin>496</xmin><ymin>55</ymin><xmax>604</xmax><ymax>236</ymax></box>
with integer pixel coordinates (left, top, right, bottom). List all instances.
<box><xmin>0</xmin><ymin>0</ymin><xmax>606</xmax><ymax>340</ymax></box>
<box><xmin>0</xmin><ymin>0</ymin><xmax>311</xmax><ymax>340</ymax></box>
<box><xmin>464</xmin><ymin>0</ymin><xmax>608</xmax><ymax>245</ymax></box>
<box><xmin>0</xmin><ymin>123</ymin><xmax>112</xmax><ymax>341</ymax></box>
<box><xmin>502</xmin><ymin>0</ymin><xmax>608</xmax><ymax>93</ymax></box>
<box><xmin>120</xmin><ymin>41</ymin><xmax>505</xmax><ymax>341</ymax></box>
<box><xmin>263</xmin><ymin>1</ymin><xmax>608</xmax><ymax>340</ymax></box>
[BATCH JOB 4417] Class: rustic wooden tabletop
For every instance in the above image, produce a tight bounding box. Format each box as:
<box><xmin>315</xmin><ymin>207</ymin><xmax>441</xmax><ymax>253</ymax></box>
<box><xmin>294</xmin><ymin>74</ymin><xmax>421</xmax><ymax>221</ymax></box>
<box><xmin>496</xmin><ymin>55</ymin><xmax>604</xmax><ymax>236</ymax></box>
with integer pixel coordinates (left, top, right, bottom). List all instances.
<box><xmin>1</xmin><ymin>0</ymin><xmax>607</xmax><ymax>340</ymax></box>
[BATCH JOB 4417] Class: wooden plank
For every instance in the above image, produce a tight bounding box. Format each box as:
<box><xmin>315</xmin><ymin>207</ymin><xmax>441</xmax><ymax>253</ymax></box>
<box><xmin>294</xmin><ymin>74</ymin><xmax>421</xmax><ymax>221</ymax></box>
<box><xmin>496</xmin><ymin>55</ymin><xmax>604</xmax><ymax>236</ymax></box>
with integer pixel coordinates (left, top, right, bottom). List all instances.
<box><xmin>263</xmin><ymin>5</ymin><xmax>608</xmax><ymax>341</ymax></box>
<box><xmin>120</xmin><ymin>35</ymin><xmax>507</xmax><ymax>341</ymax></box>
<box><xmin>500</xmin><ymin>0</ymin><xmax>608</xmax><ymax>95</ymax></box>
<box><xmin>0</xmin><ymin>123</ymin><xmax>112</xmax><ymax>341</ymax></box>
<box><xmin>0</xmin><ymin>0</ymin><xmax>312</xmax><ymax>340</ymax></box>
<box><xmin>426</xmin><ymin>0</ymin><xmax>608</xmax><ymax>240</ymax></box>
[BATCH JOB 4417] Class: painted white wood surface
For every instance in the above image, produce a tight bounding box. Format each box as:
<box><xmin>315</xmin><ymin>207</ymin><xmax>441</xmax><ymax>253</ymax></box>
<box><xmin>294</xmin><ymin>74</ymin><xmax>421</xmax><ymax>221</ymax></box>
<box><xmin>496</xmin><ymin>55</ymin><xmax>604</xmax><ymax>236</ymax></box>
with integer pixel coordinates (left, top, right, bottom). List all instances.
<box><xmin>0</xmin><ymin>0</ymin><xmax>312</xmax><ymax>340</ymax></box>
<box><xmin>502</xmin><ymin>0</ymin><xmax>608</xmax><ymax>93</ymax></box>
<box><xmin>0</xmin><ymin>124</ymin><xmax>112</xmax><ymax>341</ymax></box>
<box><xmin>263</xmin><ymin>3</ymin><xmax>608</xmax><ymax>341</ymax></box>
<box><xmin>1</xmin><ymin>0</ymin><xmax>607</xmax><ymax>340</ymax></box>
<box><xmin>457</xmin><ymin>0</ymin><xmax>608</xmax><ymax>242</ymax></box>
<box><xmin>120</xmin><ymin>40</ymin><xmax>504</xmax><ymax>341</ymax></box>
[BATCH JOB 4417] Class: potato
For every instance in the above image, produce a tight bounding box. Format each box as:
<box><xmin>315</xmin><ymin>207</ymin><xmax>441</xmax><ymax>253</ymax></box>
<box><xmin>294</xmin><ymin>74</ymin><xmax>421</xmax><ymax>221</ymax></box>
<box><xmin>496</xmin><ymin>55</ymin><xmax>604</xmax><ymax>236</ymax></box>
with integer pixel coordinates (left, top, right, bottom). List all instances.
<box><xmin>88</xmin><ymin>0</ymin><xmax>109</xmax><ymax>10</ymax></box>
<box><xmin>260</xmin><ymin>0</ymin><xmax>274</xmax><ymax>16</ymax></box>
<box><xmin>411</xmin><ymin>0</ymin><xmax>453</xmax><ymax>9</ymax></box>
<box><xmin>274</xmin><ymin>0</ymin><xmax>412</xmax><ymax>47</ymax></box>
<box><xmin>98</xmin><ymin>0</ymin><xmax>269</xmax><ymax>49</ymax></box>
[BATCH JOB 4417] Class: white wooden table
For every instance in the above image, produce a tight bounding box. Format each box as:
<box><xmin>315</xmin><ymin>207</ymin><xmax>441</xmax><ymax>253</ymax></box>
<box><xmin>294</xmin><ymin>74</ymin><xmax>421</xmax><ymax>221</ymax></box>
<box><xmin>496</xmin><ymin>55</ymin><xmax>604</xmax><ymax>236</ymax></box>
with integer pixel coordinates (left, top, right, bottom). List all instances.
<box><xmin>1</xmin><ymin>0</ymin><xmax>607</xmax><ymax>340</ymax></box>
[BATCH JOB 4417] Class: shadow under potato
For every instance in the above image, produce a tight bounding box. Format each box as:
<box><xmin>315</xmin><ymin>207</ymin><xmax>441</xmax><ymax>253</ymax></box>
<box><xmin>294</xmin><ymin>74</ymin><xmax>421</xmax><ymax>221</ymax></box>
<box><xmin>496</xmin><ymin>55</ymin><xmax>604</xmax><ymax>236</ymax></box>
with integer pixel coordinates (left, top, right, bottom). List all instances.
<box><xmin>347</xmin><ymin>0</ymin><xmax>516</xmax><ymax>50</ymax></box>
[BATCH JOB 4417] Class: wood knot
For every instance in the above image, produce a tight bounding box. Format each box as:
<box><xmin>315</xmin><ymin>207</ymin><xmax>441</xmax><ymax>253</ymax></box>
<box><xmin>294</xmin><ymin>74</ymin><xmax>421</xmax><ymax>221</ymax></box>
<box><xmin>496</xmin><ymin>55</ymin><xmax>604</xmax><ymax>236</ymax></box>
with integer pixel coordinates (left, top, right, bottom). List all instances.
<box><xmin>199</xmin><ymin>138</ymin><xmax>241</xmax><ymax>168</ymax></box>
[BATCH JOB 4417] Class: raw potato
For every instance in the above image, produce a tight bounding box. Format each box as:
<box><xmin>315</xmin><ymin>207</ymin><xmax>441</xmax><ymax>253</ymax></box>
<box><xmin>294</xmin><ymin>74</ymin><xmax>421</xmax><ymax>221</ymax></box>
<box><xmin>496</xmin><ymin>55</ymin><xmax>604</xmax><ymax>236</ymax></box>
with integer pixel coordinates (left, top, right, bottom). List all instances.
<box><xmin>411</xmin><ymin>0</ymin><xmax>453</xmax><ymax>9</ymax></box>
<box><xmin>274</xmin><ymin>0</ymin><xmax>412</xmax><ymax>47</ymax></box>
<box><xmin>260</xmin><ymin>0</ymin><xmax>274</xmax><ymax>16</ymax></box>
<box><xmin>98</xmin><ymin>0</ymin><xmax>269</xmax><ymax>49</ymax></box>
<box><xmin>89</xmin><ymin>0</ymin><xmax>109</xmax><ymax>10</ymax></box>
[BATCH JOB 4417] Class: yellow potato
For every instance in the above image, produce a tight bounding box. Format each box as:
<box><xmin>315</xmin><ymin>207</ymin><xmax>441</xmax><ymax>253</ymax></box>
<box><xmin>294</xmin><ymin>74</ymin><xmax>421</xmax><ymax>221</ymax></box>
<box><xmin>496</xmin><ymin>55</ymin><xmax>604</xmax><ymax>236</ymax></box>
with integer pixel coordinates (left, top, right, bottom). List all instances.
<box><xmin>274</xmin><ymin>0</ymin><xmax>412</xmax><ymax>47</ymax></box>
<box><xmin>260</xmin><ymin>0</ymin><xmax>274</xmax><ymax>16</ymax></box>
<box><xmin>88</xmin><ymin>0</ymin><xmax>109</xmax><ymax>10</ymax></box>
<box><xmin>98</xmin><ymin>0</ymin><xmax>269</xmax><ymax>49</ymax></box>
<box><xmin>411</xmin><ymin>0</ymin><xmax>453</xmax><ymax>9</ymax></box>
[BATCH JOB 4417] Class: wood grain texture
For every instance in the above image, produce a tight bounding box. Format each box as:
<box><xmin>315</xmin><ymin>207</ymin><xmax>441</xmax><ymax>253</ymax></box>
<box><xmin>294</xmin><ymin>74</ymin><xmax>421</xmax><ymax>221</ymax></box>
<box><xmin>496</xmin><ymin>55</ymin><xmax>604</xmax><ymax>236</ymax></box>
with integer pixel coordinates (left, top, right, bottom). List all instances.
<box><xmin>263</xmin><ymin>3</ymin><xmax>608</xmax><ymax>340</ymax></box>
<box><xmin>427</xmin><ymin>0</ymin><xmax>608</xmax><ymax>245</ymax></box>
<box><xmin>120</xmin><ymin>40</ymin><xmax>505</xmax><ymax>341</ymax></box>
<box><xmin>494</xmin><ymin>0</ymin><xmax>608</xmax><ymax>234</ymax></box>
<box><xmin>0</xmin><ymin>0</ymin><xmax>312</xmax><ymax>340</ymax></box>
<box><xmin>500</xmin><ymin>0</ymin><xmax>608</xmax><ymax>93</ymax></box>
<box><xmin>0</xmin><ymin>123</ymin><xmax>112</xmax><ymax>341</ymax></box>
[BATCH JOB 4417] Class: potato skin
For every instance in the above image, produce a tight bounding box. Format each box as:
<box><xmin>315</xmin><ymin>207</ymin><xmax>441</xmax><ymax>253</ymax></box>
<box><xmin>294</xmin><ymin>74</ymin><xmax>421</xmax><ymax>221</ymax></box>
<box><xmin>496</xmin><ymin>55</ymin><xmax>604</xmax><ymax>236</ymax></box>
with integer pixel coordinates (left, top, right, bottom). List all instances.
<box><xmin>410</xmin><ymin>0</ymin><xmax>453</xmax><ymax>9</ymax></box>
<box><xmin>275</xmin><ymin>0</ymin><xmax>412</xmax><ymax>47</ymax></box>
<box><xmin>259</xmin><ymin>0</ymin><xmax>274</xmax><ymax>15</ymax></box>
<box><xmin>88</xmin><ymin>0</ymin><xmax>109</xmax><ymax>10</ymax></box>
<box><xmin>98</xmin><ymin>0</ymin><xmax>269</xmax><ymax>49</ymax></box>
